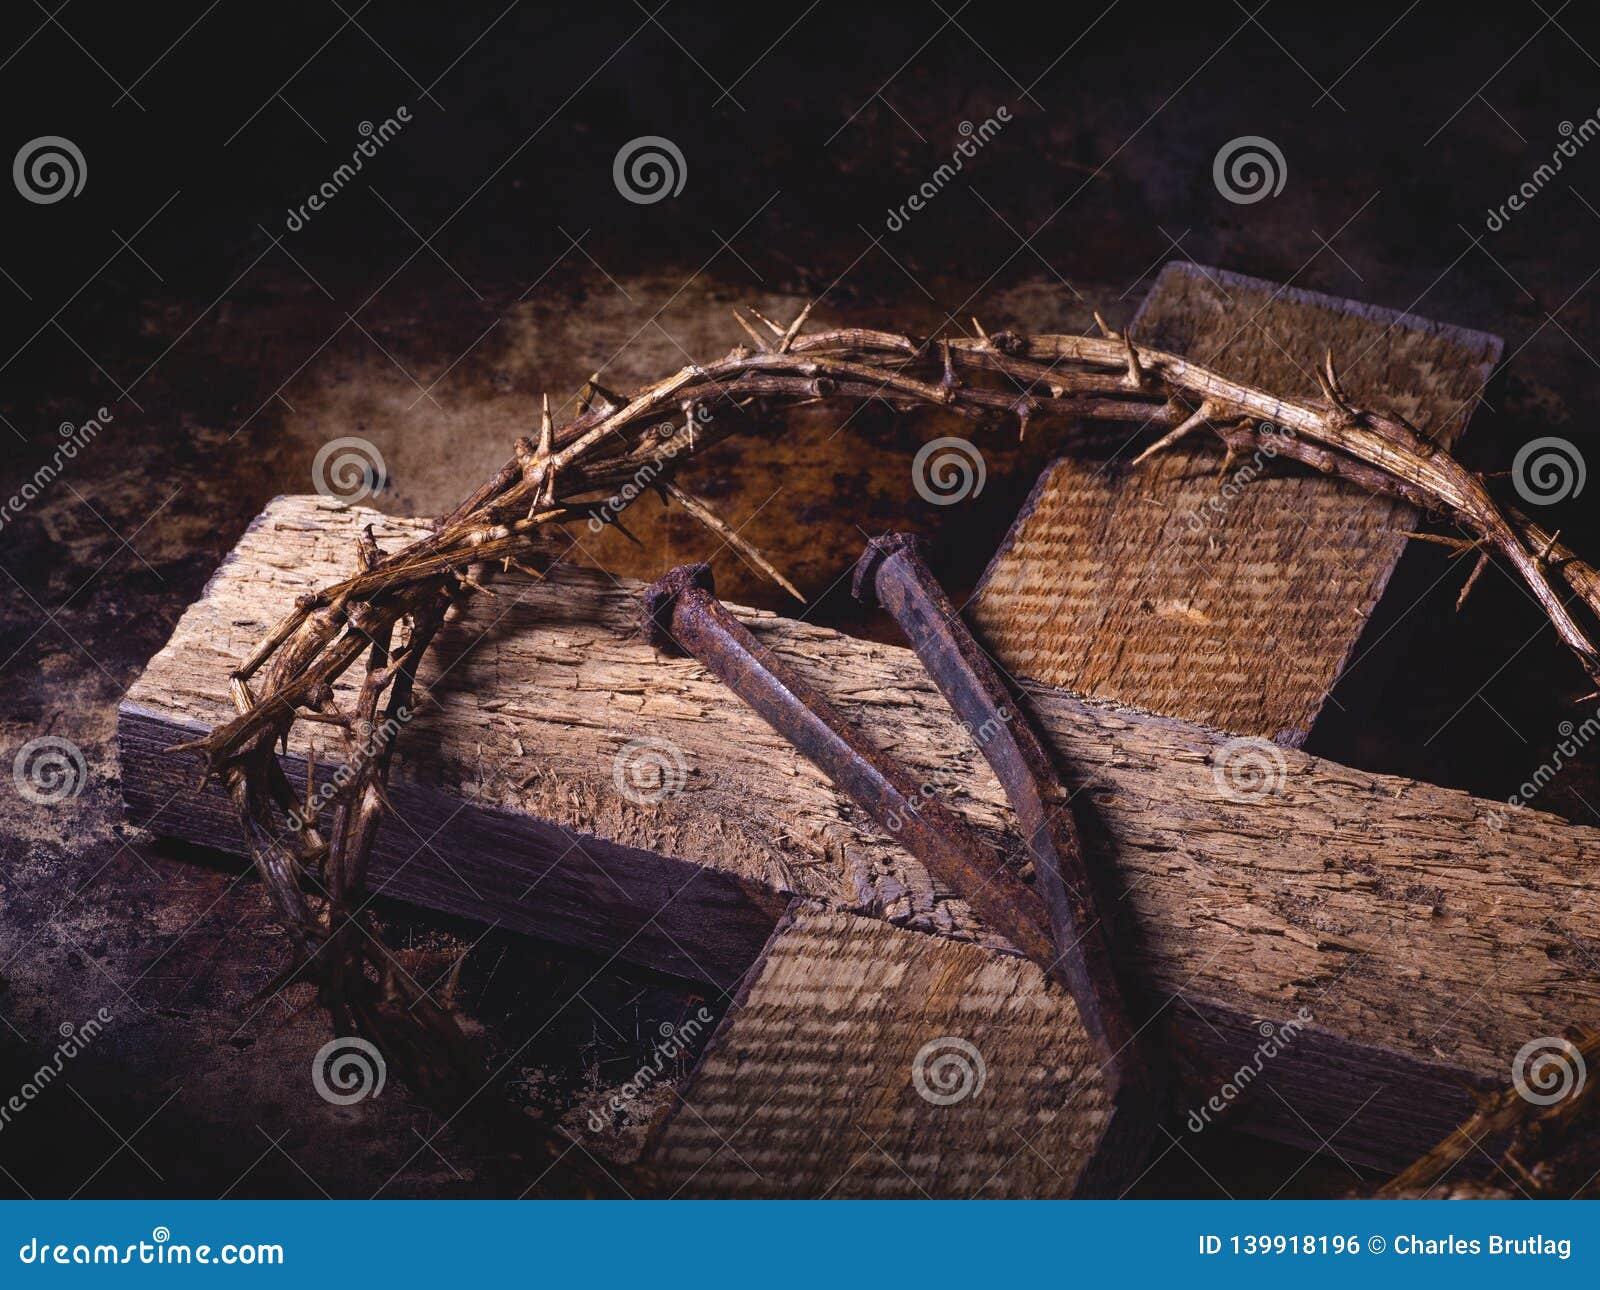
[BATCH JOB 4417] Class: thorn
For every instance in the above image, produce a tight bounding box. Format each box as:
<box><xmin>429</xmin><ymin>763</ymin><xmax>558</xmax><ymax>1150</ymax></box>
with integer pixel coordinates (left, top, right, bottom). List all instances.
<box><xmin>507</xmin><ymin>558</ymin><xmax>546</xmax><ymax>581</ymax></box>
<box><xmin>1093</xmin><ymin>311</ymin><xmax>1116</xmax><ymax>339</ymax></box>
<box><xmin>1539</xmin><ymin>528</ymin><xmax>1562</xmax><ymax>565</ymax></box>
<box><xmin>580</xmin><ymin>374</ymin><xmax>625</xmax><ymax>417</ymax></box>
<box><xmin>606</xmin><ymin>512</ymin><xmax>644</xmax><ymax>547</ymax></box>
<box><xmin>1132</xmin><ymin>403</ymin><xmax>1213</xmax><ymax>466</ymax></box>
<box><xmin>1123</xmin><ymin>328</ymin><xmax>1144</xmax><ymax>388</ymax></box>
<box><xmin>305</xmin><ymin>738</ymin><xmax>318</xmax><ymax>826</ymax></box>
<box><xmin>356</xmin><ymin>525</ymin><xmax>381</xmax><ymax>572</ymax></box>
<box><xmin>663</xmin><ymin>481</ymin><xmax>804</xmax><ymax>602</ymax></box>
<box><xmin>939</xmin><ymin>340</ymin><xmax>958</xmax><ymax>397</ymax></box>
<box><xmin>1573</xmin><ymin>689</ymin><xmax>1600</xmax><ymax>704</ymax></box>
<box><xmin>971</xmin><ymin>316</ymin><xmax>992</xmax><ymax>348</ymax></box>
<box><xmin>731</xmin><ymin>309</ymin><xmax>772</xmax><ymax>352</ymax></box>
<box><xmin>777</xmin><ymin>300</ymin><xmax>815</xmax><ymax>353</ymax></box>
<box><xmin>1456</xmin><ymin>551</ymin><xmax>1490</xmax><ymax>611</ymax></box>
<box><xmin>1316</xmin><ymin>349</ymin><xmax>1358</xmax><ymax>424</ymax></box>
<box><xmin>747</xmin><ymin>305</ymin><xmax>786</xmax><ymax>338</ymax></box>
<box><xmin>538</xmin><ymin>392</ymin><xmax>557</xmax><ymax>503</ymax></box>
<box><xmin>1398</xmin><ymin>530</ymin><xmax>1481</xmax><ymax>555</ymax></box>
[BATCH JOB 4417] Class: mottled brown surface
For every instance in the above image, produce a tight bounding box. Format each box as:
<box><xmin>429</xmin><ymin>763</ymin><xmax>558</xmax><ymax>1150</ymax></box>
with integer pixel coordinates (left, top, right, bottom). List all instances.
<box><xmin>973</xmin><ymin>263</ymin><xmax>1503</xmax><ymax>744</ymax></box>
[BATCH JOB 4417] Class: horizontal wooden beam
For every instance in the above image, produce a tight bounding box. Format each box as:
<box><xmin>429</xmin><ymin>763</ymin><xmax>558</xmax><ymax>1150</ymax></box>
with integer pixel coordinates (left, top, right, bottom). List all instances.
<box><xmin>120</xmin><ymin>496</ymin><xmax>1600</xmax><ymax>1168</ymax></box>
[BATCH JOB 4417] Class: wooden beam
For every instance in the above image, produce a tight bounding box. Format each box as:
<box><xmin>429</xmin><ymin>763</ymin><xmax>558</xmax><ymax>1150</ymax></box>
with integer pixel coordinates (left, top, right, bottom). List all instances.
<box><xmin>120</xmin><ymin>496</ymin><xmax>1600</xmax><ymax>1168</ymax></box>
<box><xmin>646</xmin><ymin>902</ymin><xmax>1111</xmax><ymax>1198</ymax></box>
<box><xmin>971</xmin><ymin>262</ymin><xmax>1503</xmax><ymax>744</ymax></box>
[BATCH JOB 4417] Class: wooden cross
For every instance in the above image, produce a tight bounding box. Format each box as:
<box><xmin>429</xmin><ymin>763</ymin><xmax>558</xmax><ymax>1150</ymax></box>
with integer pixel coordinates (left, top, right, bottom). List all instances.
<box><xmin>123</xmin><ymin>264</ymin><xmax>1595</xmax><ymax>1197</ymax></box>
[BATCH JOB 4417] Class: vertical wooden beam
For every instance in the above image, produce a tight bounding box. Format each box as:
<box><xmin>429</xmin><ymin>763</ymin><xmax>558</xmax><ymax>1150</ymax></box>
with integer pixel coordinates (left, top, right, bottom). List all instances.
<box><xmin>970</xmin><ymin>262</ymin><xmax>1502</xmax><ymax>744</ymax></box>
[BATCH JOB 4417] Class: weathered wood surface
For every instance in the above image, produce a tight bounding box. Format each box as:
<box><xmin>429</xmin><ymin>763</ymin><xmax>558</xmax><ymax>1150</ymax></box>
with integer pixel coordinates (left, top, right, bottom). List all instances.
<box><xmin>971</xmin><ymin>262</ymin><xmax>1504</xmax><ymax>745</ymax></box>
<box><xmin>122</xmin><ymin>497</ymin><xmax>1600</xmax><ymax>1167</ymax></box>
<box><xmin>647</xmin><ymin>903</ymin><xmax>1110</xmax><ymax>1198</ymax></box>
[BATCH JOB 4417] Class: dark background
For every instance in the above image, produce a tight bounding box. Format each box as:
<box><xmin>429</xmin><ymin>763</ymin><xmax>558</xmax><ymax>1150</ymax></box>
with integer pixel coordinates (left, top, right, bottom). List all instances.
<box><xmin>1</xmin><ymin>1</ymin><xmax>1597</xmax><ymax>1198</ymax></box>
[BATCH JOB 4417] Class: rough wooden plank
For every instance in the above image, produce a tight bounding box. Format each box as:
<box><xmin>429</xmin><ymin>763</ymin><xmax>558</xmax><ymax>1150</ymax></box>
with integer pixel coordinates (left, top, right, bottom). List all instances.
<box><xmin>971</xmin><ymin>262</ymin><xmax>1504</xmax><ymax>744</ymax></box>
<box><xmin>120</xmin><ymin>496</ymin><xmax>1600</xmax><ymax>1165</ymax></box>
<box><xmin>646</xmin><ymin>903</ymin><xmax>1111</xmax><ymax>1198</ymax></box>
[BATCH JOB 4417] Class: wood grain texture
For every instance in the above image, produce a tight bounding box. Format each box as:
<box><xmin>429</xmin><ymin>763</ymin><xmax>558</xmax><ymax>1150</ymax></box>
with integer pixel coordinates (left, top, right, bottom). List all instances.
<box><xmin>120</xmin><ymin>497</ymin><xmax>1600</xmax><ymax>1167</ymax></box>
<box><xmin>646</xmin><ymin>902</ymin><xmax>1111</xmax><ymax>1198</ymax></box>
<box><xmin>971</xmin><ymin>262</ymin><xmax>1504</xmax><ymax>744</ymax></box>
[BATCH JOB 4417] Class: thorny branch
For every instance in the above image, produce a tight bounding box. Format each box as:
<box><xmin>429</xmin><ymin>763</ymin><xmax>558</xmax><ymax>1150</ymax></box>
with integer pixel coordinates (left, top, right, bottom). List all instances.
<box><xmin>175</xmin><ymin>306</ymin><xmax>1600</xmax><ymax>1190</ymax></box>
